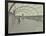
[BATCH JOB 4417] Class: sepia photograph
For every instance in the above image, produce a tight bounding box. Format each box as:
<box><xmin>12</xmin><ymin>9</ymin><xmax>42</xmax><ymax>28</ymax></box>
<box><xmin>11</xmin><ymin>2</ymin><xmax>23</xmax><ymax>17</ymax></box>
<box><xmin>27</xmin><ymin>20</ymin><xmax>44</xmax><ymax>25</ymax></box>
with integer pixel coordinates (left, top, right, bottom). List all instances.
<box><xmin>7</xmin><ymin>1</ymin><xmax>45</xmax><ymax>34</ymax></box>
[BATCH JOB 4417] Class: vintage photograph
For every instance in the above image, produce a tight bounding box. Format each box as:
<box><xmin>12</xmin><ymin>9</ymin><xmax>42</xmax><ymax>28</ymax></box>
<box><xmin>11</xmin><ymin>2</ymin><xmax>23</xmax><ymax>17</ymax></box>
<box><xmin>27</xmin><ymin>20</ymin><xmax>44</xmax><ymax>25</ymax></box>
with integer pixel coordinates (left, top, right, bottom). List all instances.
<box><xmin>8</xmin><ymin>2</ymin><xmax>43</xmax><ymax>33</ymax></box>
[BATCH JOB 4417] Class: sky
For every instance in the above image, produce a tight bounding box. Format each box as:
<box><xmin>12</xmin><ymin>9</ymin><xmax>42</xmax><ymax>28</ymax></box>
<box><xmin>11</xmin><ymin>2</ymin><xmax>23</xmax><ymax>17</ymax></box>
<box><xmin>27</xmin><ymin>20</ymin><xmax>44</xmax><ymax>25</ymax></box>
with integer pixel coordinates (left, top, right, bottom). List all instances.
<box><xmin>8</xmin><ymin>3</ymin><xmax>43</xmax><ymax>16</ymax></box>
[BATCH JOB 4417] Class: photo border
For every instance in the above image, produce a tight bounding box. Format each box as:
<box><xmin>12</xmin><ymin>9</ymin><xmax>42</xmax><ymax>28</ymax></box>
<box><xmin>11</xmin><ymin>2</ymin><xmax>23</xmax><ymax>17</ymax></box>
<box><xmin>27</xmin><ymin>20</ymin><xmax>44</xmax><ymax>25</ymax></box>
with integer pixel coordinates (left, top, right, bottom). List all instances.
<box><xmin>5</xmin><ymin>1</ymin><xmax>45</xmax><ymax>36</ymax></box>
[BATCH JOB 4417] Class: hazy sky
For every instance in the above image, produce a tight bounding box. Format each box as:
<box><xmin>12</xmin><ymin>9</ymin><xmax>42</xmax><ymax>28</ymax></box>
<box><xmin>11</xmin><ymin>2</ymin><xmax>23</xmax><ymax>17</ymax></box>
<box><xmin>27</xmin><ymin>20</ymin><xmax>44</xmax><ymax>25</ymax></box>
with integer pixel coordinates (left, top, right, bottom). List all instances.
<box><xmin>8</xmin><ymin>3</ymin><xmax>43</xmax><ymax>16</ymax></box>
